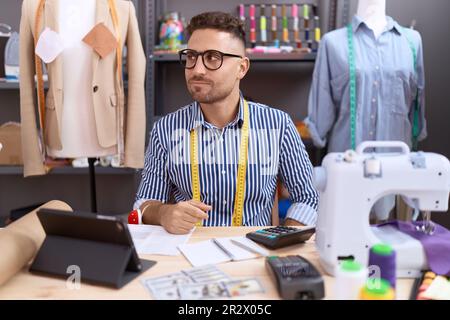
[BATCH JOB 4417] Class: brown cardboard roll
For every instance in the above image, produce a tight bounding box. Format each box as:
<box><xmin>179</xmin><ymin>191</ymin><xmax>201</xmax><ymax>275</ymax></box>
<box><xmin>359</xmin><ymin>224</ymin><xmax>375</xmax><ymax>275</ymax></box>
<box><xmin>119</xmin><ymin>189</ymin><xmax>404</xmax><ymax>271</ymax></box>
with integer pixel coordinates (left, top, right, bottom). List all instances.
<box><xmin>0</xmin><ymin>200</ymin><xmax>72</xmax><ymax>287</ymax></box>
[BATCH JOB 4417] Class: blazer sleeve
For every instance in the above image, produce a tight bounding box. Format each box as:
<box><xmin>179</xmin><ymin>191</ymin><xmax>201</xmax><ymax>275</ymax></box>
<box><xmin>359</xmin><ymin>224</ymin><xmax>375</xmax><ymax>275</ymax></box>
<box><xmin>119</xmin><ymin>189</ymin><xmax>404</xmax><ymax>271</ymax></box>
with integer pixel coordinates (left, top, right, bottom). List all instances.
<box><xmin>123</xmin><ymin>1</ymin><xmax>146</xmax><ymax>169</ymax></box>
<box><xmin>19</xmin><ymin>0</ymin><xmax>46</xmax><ymax>177</ymax></box>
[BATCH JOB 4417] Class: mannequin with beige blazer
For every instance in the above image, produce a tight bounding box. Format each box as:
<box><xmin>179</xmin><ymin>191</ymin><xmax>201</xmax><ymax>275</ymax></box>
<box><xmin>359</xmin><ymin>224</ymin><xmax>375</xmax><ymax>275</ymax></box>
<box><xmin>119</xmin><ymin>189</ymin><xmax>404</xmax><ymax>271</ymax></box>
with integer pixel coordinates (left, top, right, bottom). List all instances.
<box><xmin>19</xmin><ymin>0</ymin><xmax>146</xmax><ymax>177</ymax></box>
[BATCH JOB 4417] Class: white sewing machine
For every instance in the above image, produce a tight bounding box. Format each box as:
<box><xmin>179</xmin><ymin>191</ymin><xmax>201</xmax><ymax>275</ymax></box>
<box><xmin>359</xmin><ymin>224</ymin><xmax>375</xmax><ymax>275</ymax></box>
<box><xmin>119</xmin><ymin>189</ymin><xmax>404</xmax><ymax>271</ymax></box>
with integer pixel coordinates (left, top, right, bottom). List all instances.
<box><xmin>314</xmin><ymin>141</ymin><xmax>450</xmax><ymax>278</ymax></box>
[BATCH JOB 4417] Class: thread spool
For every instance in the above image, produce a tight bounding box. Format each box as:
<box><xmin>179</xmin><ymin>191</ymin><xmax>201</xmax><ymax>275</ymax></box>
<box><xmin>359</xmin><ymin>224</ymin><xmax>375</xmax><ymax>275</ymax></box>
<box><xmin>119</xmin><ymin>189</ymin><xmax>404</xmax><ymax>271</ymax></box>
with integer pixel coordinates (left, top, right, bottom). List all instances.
<box><xmin>271</xmin><ymin>5</ymin><xmax>277</xmax><ymax>41</ymax></box>
<box><xmin>369</xmin><ymin>243</ymin><xmax>396</xmax><ymax>289</ymax></box>
<box><xmin>360</xmin><ymin>278</ymin><xmax>395</xmax><ymax>300</ymax></box>
<box><xmin>239</xmin><ymin>4</ymin><xmax>245</xmax><ymax>22</ymax></box>
<box><xmin>292</xmin><ymin>4</ymin><xmax>298</xmax><ymax>18</ymax></box>
<box><xmin>335</xmin><ymin>260</ymin><xmax>368</xmax><ymax>300</ymax></box>
<box><xmin>365</xmin><ymin>157</ymin><xmax>381</xmax><ymax>176</ymax></box>
<box><xmin>260</xmin><ymin>5</ymin><xmax>267</xmax><ymax>43</ymax></box>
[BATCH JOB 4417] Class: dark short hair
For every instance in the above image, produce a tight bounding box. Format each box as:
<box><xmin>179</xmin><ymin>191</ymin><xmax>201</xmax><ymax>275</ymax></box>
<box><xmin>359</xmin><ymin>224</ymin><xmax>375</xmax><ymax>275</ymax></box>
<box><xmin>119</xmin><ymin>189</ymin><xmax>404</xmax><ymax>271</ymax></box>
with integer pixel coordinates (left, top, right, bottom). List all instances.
<box><xmin>186</xmin><ymin>11</ymin><xmax>246</xmax><ymax>47</ymax></box>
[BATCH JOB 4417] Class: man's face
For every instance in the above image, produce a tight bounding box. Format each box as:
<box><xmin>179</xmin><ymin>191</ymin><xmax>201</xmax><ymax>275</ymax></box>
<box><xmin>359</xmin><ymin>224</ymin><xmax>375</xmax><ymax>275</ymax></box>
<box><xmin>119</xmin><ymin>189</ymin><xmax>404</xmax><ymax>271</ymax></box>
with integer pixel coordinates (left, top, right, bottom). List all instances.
<box><xmin>185</xmin><ymin>29</ymin><xmax>248</xmax><ymax>104</ymax></box>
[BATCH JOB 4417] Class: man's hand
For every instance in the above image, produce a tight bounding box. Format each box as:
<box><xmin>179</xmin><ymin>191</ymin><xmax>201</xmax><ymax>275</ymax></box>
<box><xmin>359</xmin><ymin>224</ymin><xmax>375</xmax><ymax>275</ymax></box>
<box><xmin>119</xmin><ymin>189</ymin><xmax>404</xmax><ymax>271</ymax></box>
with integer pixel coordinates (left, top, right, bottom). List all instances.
<box><xmin>283</xmin><ymin>218</ymin><xmax>305</xmax><ymax>227</ymax></box>
<box><xmin>160</xmin><ymin>200</ymin><xmax>211</xmax><ymax>234</ymax></box>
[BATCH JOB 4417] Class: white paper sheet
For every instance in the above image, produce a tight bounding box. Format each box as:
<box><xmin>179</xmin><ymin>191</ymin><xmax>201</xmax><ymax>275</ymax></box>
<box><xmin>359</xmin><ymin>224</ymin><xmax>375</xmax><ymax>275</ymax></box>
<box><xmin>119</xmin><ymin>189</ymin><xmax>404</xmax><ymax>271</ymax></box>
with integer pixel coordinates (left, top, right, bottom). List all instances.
<box><xmin>128</xmin><ymin>224</ymin><xmax>193</xmax><ymax>256</ymax></box>
<box><xmin>178</xmin><ymin>237</ymin><xmax>261</xmax><ymax>267</ymax></box>
<box><xmin>178</xmin><ymin>240</ymin><xmax>231</xmax><ymax>267</ymax></box>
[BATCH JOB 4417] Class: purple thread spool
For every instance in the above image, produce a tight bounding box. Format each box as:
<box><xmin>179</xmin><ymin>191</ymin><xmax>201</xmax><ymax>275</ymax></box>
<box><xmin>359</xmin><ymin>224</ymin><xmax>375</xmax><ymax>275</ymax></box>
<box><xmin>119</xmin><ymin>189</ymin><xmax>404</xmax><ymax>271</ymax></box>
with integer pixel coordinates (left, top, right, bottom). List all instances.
<box><xmin>369</xmin><ymin>243</ymin><xmax>396</xmax><ymax>289</ymax></box>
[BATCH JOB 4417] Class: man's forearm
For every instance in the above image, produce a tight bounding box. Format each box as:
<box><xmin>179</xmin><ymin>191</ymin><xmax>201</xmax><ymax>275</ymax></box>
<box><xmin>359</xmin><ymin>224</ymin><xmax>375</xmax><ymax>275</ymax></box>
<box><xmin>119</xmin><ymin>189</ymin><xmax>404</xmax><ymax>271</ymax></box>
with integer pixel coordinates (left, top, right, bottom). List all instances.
<box><xmin>140</xmin><ymin>200</ymin><xmax>169</xmax><ymax>225</ymax></box>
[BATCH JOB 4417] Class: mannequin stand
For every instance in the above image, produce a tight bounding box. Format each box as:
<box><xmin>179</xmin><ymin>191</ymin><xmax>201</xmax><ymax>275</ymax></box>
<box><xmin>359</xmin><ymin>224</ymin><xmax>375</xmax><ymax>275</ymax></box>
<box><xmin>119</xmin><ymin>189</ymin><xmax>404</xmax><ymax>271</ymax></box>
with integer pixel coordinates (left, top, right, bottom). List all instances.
<box><xmin>88</xmin><ymin>157</ymin><xmax>97</xmax><ymax>213</ymax></box>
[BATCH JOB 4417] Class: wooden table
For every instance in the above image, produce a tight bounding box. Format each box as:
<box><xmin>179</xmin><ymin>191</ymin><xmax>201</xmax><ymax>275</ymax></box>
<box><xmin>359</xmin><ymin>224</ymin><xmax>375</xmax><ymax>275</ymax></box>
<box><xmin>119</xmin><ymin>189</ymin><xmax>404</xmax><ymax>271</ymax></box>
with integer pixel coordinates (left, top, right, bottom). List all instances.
<box><xmin>0</xmin><ymin>226</ymin><xmax>414</xmax><ymax>300</ymax></box>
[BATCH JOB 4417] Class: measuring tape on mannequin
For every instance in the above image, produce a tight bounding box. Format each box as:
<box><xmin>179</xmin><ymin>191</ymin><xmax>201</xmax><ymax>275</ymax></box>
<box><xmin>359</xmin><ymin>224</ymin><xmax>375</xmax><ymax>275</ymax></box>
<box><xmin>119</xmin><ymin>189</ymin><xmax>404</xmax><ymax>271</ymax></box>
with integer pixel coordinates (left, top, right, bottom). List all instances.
<box><xmin>34</xmin><ymin>0</ymin><xmax>47</xmax><ymax>160</ymax></box>
<box><xmin>34</xmin><ymin>0</ymin><xmax>124</xmax><ymax>161</ymax></box>
<box><xmin>190</xmin><ymin>100</ymin><xmax>250</xmax><ymax>226</ymax></box>
<box><xmin>346</xmin><ymin>24</ymin><xmax>420</xmax><ymax>151</ymax></box>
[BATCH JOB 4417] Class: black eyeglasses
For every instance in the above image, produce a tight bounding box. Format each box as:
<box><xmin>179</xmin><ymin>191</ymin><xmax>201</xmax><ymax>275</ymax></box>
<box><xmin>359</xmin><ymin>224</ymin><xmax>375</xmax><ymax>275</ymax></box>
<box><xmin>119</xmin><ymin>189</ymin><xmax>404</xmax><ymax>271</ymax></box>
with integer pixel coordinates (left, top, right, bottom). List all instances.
<box><xmin>179</xmin><ymin>49</ymin><xmax>243</xmax><ymax>71</ymax></box>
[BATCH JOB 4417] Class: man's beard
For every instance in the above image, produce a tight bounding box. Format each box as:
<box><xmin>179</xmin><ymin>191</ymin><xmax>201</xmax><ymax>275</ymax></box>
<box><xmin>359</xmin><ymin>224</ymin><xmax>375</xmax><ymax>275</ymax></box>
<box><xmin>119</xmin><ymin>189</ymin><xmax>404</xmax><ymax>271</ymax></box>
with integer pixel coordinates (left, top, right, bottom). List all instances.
<box><xmin>187</xmin><ymin>77</ymin><xmax>232</xmax><ymax>104</ymax></box>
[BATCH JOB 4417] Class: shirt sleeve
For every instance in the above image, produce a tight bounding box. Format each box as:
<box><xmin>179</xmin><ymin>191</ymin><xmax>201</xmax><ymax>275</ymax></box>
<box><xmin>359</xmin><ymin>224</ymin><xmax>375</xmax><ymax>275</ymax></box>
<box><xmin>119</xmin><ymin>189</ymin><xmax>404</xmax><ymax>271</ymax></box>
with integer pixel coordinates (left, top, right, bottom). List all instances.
<box><xmin>134</xmin><ymin>121</ymin><xmax>171</xmax><ymax>209</ymax></box>
<box><xmin>412</xmin><ymin>31</ymin><xmax>427</xmax><ymax>142</ymax></box>
<box><xmin>279</xmin><ymin>114</ymin><xmax>319</xmax><ymax>226</ymax></box>
<box><xmin>305</xmin><ymin>35</ymin><xmax>337</xmax><ymax>149</ymax></box>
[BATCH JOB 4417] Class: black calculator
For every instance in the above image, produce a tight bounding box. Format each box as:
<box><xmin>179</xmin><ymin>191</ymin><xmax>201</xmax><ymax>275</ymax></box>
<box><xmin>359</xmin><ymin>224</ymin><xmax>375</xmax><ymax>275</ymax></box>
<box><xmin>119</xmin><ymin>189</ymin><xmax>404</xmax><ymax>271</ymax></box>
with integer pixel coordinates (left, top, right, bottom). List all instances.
<box><xmin>266</xmin><ymin>255</ymin><xmax>324</xmax><ymax>300</ymax></box>
<box><xmin>246</xmin><ymin>226</ymin><xmax>315</xmax><ymax>249</ymax></box>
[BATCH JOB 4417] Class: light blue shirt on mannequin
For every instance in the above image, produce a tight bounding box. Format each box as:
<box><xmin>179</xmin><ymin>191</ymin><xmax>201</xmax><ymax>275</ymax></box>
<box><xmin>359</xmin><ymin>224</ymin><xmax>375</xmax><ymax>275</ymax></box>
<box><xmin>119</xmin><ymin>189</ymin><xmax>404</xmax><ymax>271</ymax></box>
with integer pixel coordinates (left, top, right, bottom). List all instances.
<box><xmin>305</xmin><ymin>15</ymin><xmax>427</xmax><ymax>153</ymax></box>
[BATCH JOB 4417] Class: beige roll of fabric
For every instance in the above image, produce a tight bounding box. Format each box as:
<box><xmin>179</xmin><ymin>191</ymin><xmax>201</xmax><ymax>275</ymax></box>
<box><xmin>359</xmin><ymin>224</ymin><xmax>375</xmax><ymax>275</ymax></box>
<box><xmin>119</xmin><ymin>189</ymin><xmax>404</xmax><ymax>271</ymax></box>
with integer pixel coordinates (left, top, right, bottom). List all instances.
<box><xmin>0</xmin><ymin>200</ymin><xmax>72</xmax><ymax>286</ymax></box>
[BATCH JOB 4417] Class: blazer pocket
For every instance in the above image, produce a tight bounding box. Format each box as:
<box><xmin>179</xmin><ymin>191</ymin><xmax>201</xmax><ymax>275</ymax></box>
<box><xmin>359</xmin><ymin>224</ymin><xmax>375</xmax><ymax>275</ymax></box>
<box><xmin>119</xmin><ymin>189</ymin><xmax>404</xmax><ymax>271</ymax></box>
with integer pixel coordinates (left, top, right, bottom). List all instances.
<box><xmin>110</xmin><ymin>94</ymin><xmax>117</xmax><ymax>107</ymax></box>
<box><xmin>45</xmin><ymin>96</ymin><xmax>55</xmax><ymax>110</ymax></box>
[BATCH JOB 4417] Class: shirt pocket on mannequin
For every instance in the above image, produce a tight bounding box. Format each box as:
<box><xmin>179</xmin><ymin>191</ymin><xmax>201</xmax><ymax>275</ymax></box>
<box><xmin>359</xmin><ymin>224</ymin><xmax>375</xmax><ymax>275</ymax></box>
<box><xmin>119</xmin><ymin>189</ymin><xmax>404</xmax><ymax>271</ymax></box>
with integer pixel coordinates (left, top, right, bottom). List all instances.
<box><xmin>390</xmin><ymin>70</ymin><xmax>416</xmax><ymax>116</ymax></box>
<box><xmin>330</xmin><ymin>71</ymin><xmax>350</xmax><ymax>110</ymax></box>
<box><xmin>389</xmin><ymin>71</ymin><xmax>415</xmax><ymax>141</ymax></box>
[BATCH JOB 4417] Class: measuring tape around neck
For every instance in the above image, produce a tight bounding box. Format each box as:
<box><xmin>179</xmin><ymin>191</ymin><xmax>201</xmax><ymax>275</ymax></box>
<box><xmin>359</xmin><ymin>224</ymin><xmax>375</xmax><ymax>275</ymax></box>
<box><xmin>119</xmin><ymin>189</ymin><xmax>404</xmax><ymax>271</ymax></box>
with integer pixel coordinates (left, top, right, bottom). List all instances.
<box><xmin>346</xmin><ymin>23</ymin><xmax>420</xmax><ymax>151</ymax></box>
<box><xmin>190</xmin><ymin>100</ymin><xmax>250</xmax><ymax>226</ymax></box>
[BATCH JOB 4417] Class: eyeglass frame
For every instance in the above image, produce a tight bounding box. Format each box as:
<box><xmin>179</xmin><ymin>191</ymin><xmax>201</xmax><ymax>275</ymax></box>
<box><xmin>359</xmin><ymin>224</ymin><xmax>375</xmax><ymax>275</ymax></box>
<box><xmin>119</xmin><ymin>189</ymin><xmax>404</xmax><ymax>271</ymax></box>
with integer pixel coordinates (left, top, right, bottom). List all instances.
<box><xmin>178</xmin><ymin>49</ymin><xmax>243</xmax><ymax>71</ymax></box>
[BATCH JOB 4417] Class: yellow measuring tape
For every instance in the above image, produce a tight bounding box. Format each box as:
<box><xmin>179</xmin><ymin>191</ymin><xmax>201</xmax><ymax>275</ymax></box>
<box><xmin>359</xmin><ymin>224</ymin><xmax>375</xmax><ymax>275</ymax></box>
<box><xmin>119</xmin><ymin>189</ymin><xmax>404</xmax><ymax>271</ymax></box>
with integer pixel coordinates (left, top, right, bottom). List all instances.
<box><xmin>34</xmin><ymin>0</ymin><xmax>47</xmax><ymax>158</ymax></box>
<box><xmin>34</xmin><ymin>0</ymin><xmax>123</xmax><ymax>162</ymax></box>
<box><xmin>108</xmin><ymin>0</ymin><xmax>122</xmax><ymax>84</ymax></box>
<box><xmin>190</xmin><ymin>100</ymin><xmax>250</xmax><ymax>226</ymax></box>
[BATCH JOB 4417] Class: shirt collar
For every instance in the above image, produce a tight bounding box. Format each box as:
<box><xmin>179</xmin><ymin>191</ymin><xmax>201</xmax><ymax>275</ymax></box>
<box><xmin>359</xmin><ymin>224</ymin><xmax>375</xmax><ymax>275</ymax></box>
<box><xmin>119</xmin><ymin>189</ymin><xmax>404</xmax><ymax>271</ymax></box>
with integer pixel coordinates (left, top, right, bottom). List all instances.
<box><xmin>188</xmin><ymin>92</ymin><xmax>246</xmax><ymax>131</ymax></box>
<box><xmin>352</xmin><ymin>15</ymin><xmax>402</xmax><ymax>35</ymax></box>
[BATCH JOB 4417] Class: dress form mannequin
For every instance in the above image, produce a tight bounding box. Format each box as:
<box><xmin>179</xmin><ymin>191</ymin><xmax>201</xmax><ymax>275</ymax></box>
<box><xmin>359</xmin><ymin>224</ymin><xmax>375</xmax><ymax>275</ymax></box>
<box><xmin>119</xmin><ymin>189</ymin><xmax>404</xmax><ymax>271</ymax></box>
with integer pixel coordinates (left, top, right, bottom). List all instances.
<box><xmin>48</xmin><ymin>0</ymin><xmax>116</xmax><ymax>159</ymax></box>
<box><xmin>51</xmin><ymin>0</ymin><xmax>117</xmax><ymax>211</ymax></box>
<box><xmin>357</xmin><ymin>0</ymin><xmax>393</xmax><ymax>220</ymax></box>
<box><xmin>307</xmin><ymin>0</ymin><xmax>427</xmax><ymax>221</ymax></box>
<box><xmin>356</xmin><ymin>0</ymin><xmax>387</xmax><ymax>39</ymax></box>
<box><xmin>20</xmin><ymin>0</ymin><xmax>147</xmax><ymax>179</ymax></box>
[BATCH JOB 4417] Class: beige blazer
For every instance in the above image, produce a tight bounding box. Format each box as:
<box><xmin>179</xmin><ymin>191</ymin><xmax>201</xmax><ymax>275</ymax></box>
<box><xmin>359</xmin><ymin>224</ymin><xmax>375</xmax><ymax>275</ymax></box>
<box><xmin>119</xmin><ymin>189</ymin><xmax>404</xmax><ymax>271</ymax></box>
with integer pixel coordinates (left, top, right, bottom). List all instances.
<box><xmin>19</xmin><ymin>0</ymin><xmax>146</xmax><ymax>177</ymax></box>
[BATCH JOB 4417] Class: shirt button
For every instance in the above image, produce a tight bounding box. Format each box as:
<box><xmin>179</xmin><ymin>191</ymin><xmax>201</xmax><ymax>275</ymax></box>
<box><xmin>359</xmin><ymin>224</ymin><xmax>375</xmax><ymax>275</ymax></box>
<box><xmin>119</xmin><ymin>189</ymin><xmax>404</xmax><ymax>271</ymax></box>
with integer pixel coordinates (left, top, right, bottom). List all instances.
<box><xmin>219</xmin><ymin>138</ymin><xmax>224</xmax><ymax>143</ymax></box>
<box><xmin>222</xmin><ymin>223</ymin><xmax>226</xmax><ymax>227</ymax></box>
<box><xmin>93</xmin><ymin>85</ymin><xmax>99</xmax><ymax>92</ymax></box>
<box><xmin>221</xmin><ymin>170</ymin><xmax>226</xmax><ymax>175</ymax></box>
<box><xmin>370</xmin><ymin>131</ymin><xmax>374</xmax><ymax>136</ymax></box>
<box><xmin>371</xmin><ymin>114</ymin><xmax>375</xmax><ymax>119</ymax></box>
<box><xmin>373</xmin><ymin>81</ymin><xmax>378</xmax><ymax>86</ymax></box>
<box><xmin>223</xmin><ymin>200</ymin><xmax>227</xmax><ymax>204</ymax></box>
<box><xmin>375</xmin><ymin>66</ymin><xmax>380</xmax><ymax>70</ymax></box>
<box><xmin>372</xmin><ymin>98</ymin><xmax>377</xmax><ymax>103</ymax></box>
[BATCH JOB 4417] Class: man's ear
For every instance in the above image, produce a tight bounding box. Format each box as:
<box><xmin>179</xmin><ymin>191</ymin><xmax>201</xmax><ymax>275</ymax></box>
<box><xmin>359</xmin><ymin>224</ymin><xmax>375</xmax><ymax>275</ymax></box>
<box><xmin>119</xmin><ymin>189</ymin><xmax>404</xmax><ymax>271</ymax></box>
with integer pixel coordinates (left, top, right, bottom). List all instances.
<box><xmin>237</xmin><ymin>57</ymin><xmax>250</xmax><ymax>80</ymax></box>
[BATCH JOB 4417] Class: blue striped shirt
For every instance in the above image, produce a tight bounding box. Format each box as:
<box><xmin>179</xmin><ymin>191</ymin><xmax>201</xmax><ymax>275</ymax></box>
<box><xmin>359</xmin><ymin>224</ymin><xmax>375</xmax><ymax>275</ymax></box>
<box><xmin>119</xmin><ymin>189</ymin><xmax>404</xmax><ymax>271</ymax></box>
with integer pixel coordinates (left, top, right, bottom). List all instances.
<box><xmin>134</xmin><ymin>94</ymin><xmax>318</xmax><ymax>226</ymax></box>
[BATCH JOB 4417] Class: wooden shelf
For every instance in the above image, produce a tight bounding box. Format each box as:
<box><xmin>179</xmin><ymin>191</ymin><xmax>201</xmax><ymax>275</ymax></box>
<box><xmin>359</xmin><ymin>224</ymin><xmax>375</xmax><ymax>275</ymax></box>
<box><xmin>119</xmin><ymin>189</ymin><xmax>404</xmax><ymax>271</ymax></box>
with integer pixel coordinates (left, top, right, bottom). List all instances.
<box><xmin>0</xmin><ymin>80</ymin><xmax>127</xmax><ymax>90</ymax></box>
<box><xmin>0</xmin><ymin>166</ymin><xmax>139</xmax><ymax>176</ymax></box>
<box><xmin>150</xmin><ymin>52</ymin><xmax>316</xmax><ymax>62</ymax></box>
<box><xmin>0</xmin><ymin>81</ymin><xmax>21</xmax><ymax>90</ymax></box>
